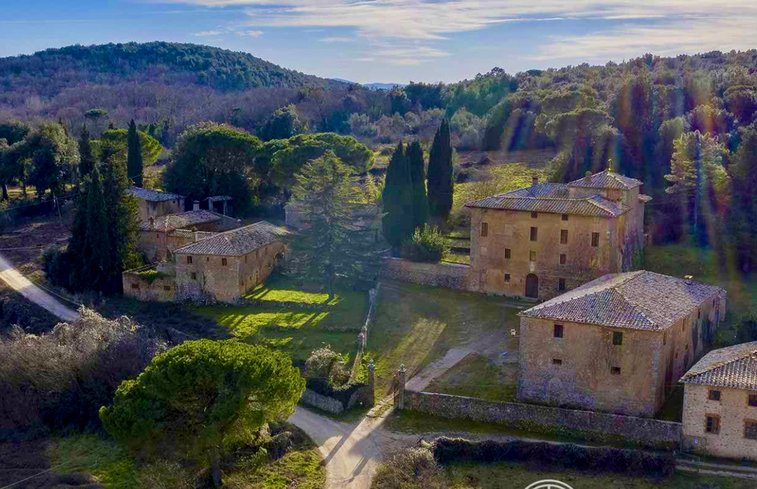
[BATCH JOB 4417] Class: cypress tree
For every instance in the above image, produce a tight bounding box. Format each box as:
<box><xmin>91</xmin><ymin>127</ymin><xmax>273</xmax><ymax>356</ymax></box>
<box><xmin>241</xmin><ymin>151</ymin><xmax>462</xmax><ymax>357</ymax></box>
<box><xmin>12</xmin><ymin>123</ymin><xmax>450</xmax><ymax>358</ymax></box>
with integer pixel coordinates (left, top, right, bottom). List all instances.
<box><xmin>78</xmin><ymin>125</ymin><xmax>96</xmax><ymax>178</ymax></box>
<box><xmin>427</xmin><ymin>118</ymin><xmax>453</xmax><ymax>222</ymax></box>
<box><xmin>381</xmin><ymin>142</ymin><xmax>414</xmax><ymax>251</ymax></box>
<box><xmin>126</xmin><ymin>119</ymin><xmax>143</xmax><ymax>187</ymax></box>
<box><xmin>68</xmin><ymin>167</ymin><xmax>112</xmax><ymax>292</ymax></box>
<box><xmin>407</xmin><ymin>140</ymin><xmax>428</xmax><ymax>229</ymax></box>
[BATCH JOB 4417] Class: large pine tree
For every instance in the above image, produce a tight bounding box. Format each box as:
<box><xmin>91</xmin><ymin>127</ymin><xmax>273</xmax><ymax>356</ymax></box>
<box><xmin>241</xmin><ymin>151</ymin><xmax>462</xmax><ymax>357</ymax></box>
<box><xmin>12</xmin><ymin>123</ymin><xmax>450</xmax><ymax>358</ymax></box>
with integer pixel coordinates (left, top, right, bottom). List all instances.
<box><xmin>407</xmin><ymin>140</ymin><xmax>428</xmax><ymax>230</ymax></box>
<box><xmin>126</xmin><ymin>119</ymin><xmax>143</xmax><ymax>187</ymax></box>
<box><xmin>427</xmin><ymin>118</ymin><xmax>453</xmax><ymax>222</ymax></box>
<box><xmin>381</xmin><ymin>142</ymin><xmax>415</xmax><ymax>251</ymax></box>
<box><xmin>78</xmin><ymin>125</ymin><xmax>96</xmax><ymax>178</ymax></box>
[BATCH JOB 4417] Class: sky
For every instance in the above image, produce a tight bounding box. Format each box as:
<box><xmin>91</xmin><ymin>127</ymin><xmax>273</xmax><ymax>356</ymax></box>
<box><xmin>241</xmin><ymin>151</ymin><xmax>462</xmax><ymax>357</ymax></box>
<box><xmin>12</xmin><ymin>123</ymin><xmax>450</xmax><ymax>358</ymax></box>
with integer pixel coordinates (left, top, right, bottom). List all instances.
<box><xmin>1</xmin><ymin>1</ymin><xmax>756</xmax><ymax>84</ymax></box>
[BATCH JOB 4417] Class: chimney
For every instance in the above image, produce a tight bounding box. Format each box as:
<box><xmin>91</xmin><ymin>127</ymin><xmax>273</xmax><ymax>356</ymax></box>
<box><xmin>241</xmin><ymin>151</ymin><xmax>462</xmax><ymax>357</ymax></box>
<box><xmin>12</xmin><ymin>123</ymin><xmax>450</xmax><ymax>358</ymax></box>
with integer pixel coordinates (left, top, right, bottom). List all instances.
<box><xmin>193</xmin><ymin>200</ymin><xmax>200</xmax><ymax>211</ymax></box>
<box><xmin>684</xmin><ymin>274</ymin><xmax>694</xmax><ymax>283</ymax></box>
<box><xmin>531</xmin><ymin>175</ymin><xmax>539</xmax><ymax>186</ymax></box>
<box><xmin>584</xmin><ymin>170</ymin><xmax>592</xmax><ymax>183</ymax></box>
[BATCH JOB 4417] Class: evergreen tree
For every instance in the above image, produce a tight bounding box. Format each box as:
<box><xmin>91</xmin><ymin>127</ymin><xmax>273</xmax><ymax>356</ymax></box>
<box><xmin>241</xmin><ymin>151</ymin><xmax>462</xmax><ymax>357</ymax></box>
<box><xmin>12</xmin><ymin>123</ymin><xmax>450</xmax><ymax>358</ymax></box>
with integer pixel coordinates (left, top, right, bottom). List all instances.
<box><xmin>78</xmin><ymin>125</ymin><xmax>96</xmax><ymax>178</ymax></box>
<box><xmin>427</xmin><ymin>119</ymin><xmax>453</xmax><ymax>222</ymax></box>
<box><xmin>291</xmin><ymin>152</ymin><xmax>380</xmax><ymax>297</ymax></box>
<box><xmin>101</xmin><ymin>147</ymin><xmax>141</xmax><ymax>293</ymax></box>
<box><xmin>381</xmin><ymin>142</ymin><xmax>415</xmax><ymax>251</ymax></box>
<box><xmin>728</xmin><ymin>123</ymin><xmax>757</xmax><ymax>272</ymax></box>
<box><xmin>67</xmin><ymin>167</ymin><xmax>112</xmax><ymax>291</ymax></box>
<box><xmin>406</xmin><ymin>140</ymin><xmax>428</xmax><ymax>229</ymax></box>
<box><xmin>126</xmin><ymin>119</ymin><xmax>143</xmax><ymax>186</ymax></box>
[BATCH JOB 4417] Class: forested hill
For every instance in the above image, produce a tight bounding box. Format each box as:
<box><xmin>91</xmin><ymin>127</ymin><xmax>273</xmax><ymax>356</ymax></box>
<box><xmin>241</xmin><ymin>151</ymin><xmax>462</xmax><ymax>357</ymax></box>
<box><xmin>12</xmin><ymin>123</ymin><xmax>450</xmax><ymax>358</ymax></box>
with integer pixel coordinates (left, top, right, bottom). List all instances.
<box><xmin>0</xmin><ymin>42</ymin><xmax>334</xmax><ymax>94</ymax></box>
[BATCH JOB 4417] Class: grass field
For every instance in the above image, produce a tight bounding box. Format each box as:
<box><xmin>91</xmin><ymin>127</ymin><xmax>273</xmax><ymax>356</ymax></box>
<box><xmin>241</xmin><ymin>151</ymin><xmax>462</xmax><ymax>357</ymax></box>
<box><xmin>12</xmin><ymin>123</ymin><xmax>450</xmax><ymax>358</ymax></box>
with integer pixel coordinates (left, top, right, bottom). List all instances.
<box><xmin>48</xmin><ymin>429</ymin><xmax>325</xmax><ymax>489</ymax></box>
<box><xmin>444</xmin><ymin>462</ymin><xmax>754</xmax><ymax>489</ymax></box>
<box><xmin>368</xmin><ymin>281</ymin><xmax>520</xmax><ymax>395</ymax></box>
<box><xmin>426</xmin><ymin>353</ymin><xmax>517</xmax><ymax>402</ymax></box>
<box><xmin>194</xmin><ymin>275</ymin><xmax>367</xmax><ymax>363</ymax></box>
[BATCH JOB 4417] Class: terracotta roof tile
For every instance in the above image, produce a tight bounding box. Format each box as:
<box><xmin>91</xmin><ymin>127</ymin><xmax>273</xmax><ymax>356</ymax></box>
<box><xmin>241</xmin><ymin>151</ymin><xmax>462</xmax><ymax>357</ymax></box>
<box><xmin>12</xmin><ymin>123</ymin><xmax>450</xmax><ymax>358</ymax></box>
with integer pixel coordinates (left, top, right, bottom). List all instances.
<box><xmin>128</xmin><ymin>186</ymin><xmax>183</xmax><ymax>202</ymax></box>
<box><xmin>174</xmin><ymin>221</ymin><xmax>287</xmax><ymax>256</ymax></box>
<box><xmin>139</xmin><ymin>210</ymin><xmax>237</xmax><ymax>232</ymax></box>
<box><xmin>568</xmin><ymin>170</ymin><xmax>643</xmax><ymax>190</ymax></box>
<box><xmin>682</xmin><ymin>342</ymin><xmax>757</xmax><ymax>390</ymax></box>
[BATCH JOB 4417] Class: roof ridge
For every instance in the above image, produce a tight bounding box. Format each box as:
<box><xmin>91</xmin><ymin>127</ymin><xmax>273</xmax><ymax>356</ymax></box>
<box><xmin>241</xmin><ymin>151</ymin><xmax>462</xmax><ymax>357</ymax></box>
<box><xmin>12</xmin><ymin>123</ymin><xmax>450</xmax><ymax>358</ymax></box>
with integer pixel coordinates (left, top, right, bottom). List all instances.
<box><xmin>613</xmin><ymin>272</ymin><xmax>664</xmax><ymax>329</ymax></box>
<box><xmin>684</xmin><ymin>343</ymin><xmax>757</xmax><ymax>380</ymax></box>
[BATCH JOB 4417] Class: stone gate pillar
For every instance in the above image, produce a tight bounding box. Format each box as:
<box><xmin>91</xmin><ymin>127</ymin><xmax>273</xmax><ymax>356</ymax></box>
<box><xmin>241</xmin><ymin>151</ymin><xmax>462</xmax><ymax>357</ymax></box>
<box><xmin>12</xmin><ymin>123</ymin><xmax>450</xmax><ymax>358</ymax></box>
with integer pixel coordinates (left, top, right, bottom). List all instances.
<box><xmin>397</xmin><ymin>364</ymin><xmax>407</xmax><ymax>409</ymax></box>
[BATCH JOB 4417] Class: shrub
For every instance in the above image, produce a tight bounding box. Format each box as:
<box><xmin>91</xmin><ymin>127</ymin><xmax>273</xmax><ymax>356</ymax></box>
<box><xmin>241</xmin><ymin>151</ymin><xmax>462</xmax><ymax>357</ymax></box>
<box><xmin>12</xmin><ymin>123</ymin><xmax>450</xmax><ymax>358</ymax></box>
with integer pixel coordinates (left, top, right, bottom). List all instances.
<box><xmin>431</xmin><ymin>437</ymin><xmax>675</xmax><ymax>478</ymax></box>
<box><xmin>400</xmin><ymin>225</ymin><xmax>449</xmax><ymax>263</ymax></box>
<box><xmin>304</xmin><ymin>346</ymin><xmax>349</xmax><ymax>386</ymax></box>
<box><xmin>0</xmin><ymin>308</ymin><xmax>158</xmax><ymax>438</ymax></box>
<box><xmin>100</xmin><ymin>339</ymin><xmax>305</xmax><ymax>487</ymax></box>
<box><xmin>372</xmin><ymin>447</ymin><xmax>445</xmax><ymax>489</ymax></box>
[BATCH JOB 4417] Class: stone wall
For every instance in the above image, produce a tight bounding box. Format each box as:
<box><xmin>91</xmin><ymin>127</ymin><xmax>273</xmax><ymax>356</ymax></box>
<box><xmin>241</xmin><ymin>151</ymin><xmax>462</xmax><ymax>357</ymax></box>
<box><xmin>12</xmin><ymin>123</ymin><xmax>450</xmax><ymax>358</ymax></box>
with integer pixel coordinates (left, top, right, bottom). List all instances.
<box><xmin>403</xmin><ymin>390</ymin><xmax>682</xmax><ymax>449</ymax></box>
<box><xmin>122</xmin><ymin>265</ymin><xmax>177</xmax><ymax>302</ymax></box>
<box><xmin>379</xmin><ymin>257</ymin><xmax>471</xmax><ymax>291</ymax></box>
<box><xmin>301</xmin><ymin>388</ymin><xmax>346</xmax><ymax>414</ymax></box>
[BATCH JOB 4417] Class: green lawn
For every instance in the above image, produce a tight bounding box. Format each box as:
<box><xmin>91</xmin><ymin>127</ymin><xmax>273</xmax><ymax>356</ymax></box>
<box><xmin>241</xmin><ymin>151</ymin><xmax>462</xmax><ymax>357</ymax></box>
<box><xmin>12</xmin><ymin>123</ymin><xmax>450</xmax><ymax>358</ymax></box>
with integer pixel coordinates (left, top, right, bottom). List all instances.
<box><xmin>368</xmin><ymin>281</ymin><xmax>520</xmax><ymax>395</ymax></box>
<box><xmin>195</xmin><ymin>275</ymin><xmax>367</xmax><ymax>363</ymax></box>
<box><xmin>426</xmin><ymin>353</ymin><xmax>517</xmax><ymax>402</ymax></box>
<box><xmin>445</xmin><ymin>462</ymin><xmax>754</xmax><ymax>489</ymax></box>
<box><xmin>48</xmin><ymin>430</ymin><xmax>325</xmax><ymax>489</ymax></box>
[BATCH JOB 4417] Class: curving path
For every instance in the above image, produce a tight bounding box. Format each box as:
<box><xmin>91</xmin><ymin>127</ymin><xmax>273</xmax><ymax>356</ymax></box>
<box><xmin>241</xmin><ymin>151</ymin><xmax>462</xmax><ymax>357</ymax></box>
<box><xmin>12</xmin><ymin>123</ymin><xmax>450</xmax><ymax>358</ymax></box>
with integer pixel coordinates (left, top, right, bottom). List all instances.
<box><xmin>0</xmin><ymin>252</ymin><xmax>78</xmax><ymax>322</ymax></box>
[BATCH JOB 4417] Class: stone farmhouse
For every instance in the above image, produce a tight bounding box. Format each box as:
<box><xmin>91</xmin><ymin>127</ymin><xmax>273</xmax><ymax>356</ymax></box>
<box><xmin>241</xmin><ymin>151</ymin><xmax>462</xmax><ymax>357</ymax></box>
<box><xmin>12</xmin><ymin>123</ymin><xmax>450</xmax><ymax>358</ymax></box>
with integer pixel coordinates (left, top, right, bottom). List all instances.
<box><xmin>139</xmin><ymin>208</ymin><xmax>240</xmax><ymax>262</ymax></box>
<box><xmin>124</xmin><ymin>221</ymin><xmax>287</xmax><ymax>303</ymax></box>
<box><xmin>681</xmin><ymin>341</ymin><xmax>757</xmax><ymax>460</ymax></box>
<box><xmin>518</xmin><ymin>270</ymin><xmax>726</xmax><ymax>417</ymax></box>
<box><xmin>466</xmin><ymin>170</ymin><xmax>651</xmax><ymax>300</ymax></box>
<box><xmin>128</xmin><ymin>187</ymin><xmax>184</xmax><ymax>221</ymax></box>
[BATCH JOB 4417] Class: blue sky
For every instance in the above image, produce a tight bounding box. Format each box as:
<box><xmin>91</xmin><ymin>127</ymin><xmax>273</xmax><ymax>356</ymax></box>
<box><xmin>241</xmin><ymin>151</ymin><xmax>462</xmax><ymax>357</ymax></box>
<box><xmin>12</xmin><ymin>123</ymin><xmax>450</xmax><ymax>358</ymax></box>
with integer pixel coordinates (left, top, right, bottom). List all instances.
<box><xmin>2</xmin><ymin>1</ymin><xmax>755</xmax><ymax>84</ymax></box>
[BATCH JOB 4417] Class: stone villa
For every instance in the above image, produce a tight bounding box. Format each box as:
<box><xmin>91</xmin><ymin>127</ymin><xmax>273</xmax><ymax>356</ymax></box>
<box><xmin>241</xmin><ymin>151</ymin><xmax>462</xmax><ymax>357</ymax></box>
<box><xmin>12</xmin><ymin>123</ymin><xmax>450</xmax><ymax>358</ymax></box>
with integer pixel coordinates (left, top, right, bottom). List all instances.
<box><xmin>681</xmin><ymin>342</ymin><xmax>757</xmax><ymax>460</ymax></box>
<box><xmin>123</xmin><ymin>186</ymin><xmax>287</xmax><ymax>303</ymax></box>
<box><xmin>466</xmin><ymin>170</ymin><xmax>650</xmax><ymax>300</ymax></box>
<box><xmin>518</xmin><ymin>270</ymin><xmax>726</xmax><ymax>417</ymax></box>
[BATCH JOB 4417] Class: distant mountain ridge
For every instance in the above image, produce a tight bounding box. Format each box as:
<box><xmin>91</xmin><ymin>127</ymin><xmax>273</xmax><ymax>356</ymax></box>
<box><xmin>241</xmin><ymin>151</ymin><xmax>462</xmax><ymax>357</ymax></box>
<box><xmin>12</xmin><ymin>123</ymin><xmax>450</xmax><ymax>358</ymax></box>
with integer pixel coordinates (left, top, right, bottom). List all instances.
<box><xmin>0</xmin><ymin>41</ymin><xmax>337</xmax><ymax>95</ymax></box>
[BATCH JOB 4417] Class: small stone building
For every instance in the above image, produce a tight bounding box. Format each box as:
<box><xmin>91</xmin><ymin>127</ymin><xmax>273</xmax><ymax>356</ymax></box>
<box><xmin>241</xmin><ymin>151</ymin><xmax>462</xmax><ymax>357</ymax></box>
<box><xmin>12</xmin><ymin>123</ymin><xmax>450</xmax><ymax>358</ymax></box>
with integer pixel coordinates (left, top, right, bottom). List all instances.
<box><xmin>518</xmin><ymin>271</ymin><xmax>726</xmax><ymax>417</ymax></box>
<box><xmin>173</xmin><ymin>221</ymin><xmax>288</xmax><ymax>303</ymax></box>
<box><xmin>681</xmin><ymin>342</ymin><xmax>757</xmax><ymax>460</ymax></box>
<box><xmin>128</xmin><ymin>187</ymin><xmax>185</xmax><ymax>222</ymax></box>
<box><xmin>466</xmin><ymin>170</ymin><xmax>650</xmax><ymax>300</ymax></box>
<box><xmin>138</xmin><ymin>209</ymin><xmax>240</xmax><ymax>262</ymax></box>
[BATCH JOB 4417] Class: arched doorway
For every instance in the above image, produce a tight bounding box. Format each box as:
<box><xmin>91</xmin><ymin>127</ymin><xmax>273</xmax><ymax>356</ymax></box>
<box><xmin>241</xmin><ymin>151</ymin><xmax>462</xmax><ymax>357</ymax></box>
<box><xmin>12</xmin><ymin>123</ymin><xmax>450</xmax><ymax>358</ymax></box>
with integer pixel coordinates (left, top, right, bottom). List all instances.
<box><xmin>525</xmin><ymin>274</ymin><xmax>539</xmax><ymax>298</ymax></box>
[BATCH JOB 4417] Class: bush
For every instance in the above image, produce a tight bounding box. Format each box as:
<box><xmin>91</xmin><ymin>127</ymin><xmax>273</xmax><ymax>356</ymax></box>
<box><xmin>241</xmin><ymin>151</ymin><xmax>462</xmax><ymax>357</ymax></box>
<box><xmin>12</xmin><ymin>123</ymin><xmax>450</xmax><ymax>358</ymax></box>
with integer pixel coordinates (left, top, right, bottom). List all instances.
<box><xmin>304</xmin><ymin>346</ymin><xmax>349</xmax><ymax>386</ymax></box>
<box><xmin>372</xmin><ymin>447</ymin><xmax>445</xmax><ymax>489</ymax></box>
<box><xmin>401</xmin><ymin>225</ymin><xmax>449</xmax><ymax>263</ymax></box>
<box><xmin>0</xmin><ymin>308</ymin><xmax>159</xmax><ymax>438</ymax></box>
<box><xmin>431</xmin><ymin>437</ymin><xmax>675</xmax><ymax>478</ymax></box>
<box><xmin>43</xmin><ymin>245</ymin><xmax>72</xmax><ymax>289</ymax></box>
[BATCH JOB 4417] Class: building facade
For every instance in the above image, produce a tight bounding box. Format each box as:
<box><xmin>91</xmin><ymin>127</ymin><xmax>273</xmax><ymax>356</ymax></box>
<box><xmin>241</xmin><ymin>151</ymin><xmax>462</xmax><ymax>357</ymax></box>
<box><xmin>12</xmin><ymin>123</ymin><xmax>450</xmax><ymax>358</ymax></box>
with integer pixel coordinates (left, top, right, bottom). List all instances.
<box><xmin>128</xmin><ymin>187</ymin><xmax>184</xmax><ymax>221</ymax></box>
<box><xmin>518</xmin><ymin>271</ymin><xmax>726</xmax><ymax>417</ymax></box>
<box><xmin>466</xmin><ymin>171</ymin><xmax>650</xmax><ymax>300</ymax></box>
<box><xmin>681</xmin><ymin>342</ymin><xmax>757</xmax><ymax>460</ymax></box>
<box><xmin>173</xmin><ymin>221</ymin><xmax>288</xmax><ymax>303</ymax></box>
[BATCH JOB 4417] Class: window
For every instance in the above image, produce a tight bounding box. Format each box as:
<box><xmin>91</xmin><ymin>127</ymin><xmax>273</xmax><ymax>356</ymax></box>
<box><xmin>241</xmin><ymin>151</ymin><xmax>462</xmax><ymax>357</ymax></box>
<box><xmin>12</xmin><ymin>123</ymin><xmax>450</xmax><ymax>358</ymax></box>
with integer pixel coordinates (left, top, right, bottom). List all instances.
<box><xmin>530</xmin><ymin>227</ymin><xmax>538</xmax><ymax>241</ymax></box>
<box><xmin>504</xmin><ymin>273</ymin><xmax>511</xmax><ymax>283</ymax></box>
<box><xmin>130</xmin><ymin>283</ymin><xmax>139</xmax><ymax>290</ymax></box>
<box><xmin>749</xmin><ymin>394</ymin><xmax>757</xmax><ymax>407</ymax></box>
<box><xmin>186</xmin><ymin>256</ymin><xmax>193</xmax><ymax>264</ymax></box>
<box><xmin>561</xmin><ymin>214</ymin><xmax>569</xmax><ymax>221</ymax></box>
<box><xmin>611</xmin><ymin>367</ymin><xmax>621</xmax><ymax>375</ymax></box>
<box><xmin>591</xmin><ymin>232</ymin><xmax>600</xmax><ymax>247</ymax></box>
<box><xmin>190</xmin><ymin>272</ymin><xmax>197</xmax><ymax>280</ymax></box>
<box><xmin>221</xmin><ymin>258</ymin><xmax>228</xmax><ymax>266</ymax></box>
<box><xmin>612</xmin><ymin>332</ymin><xmax>623</xmax><ymax>346</ymax></box>
<box><xmin>531</xmin><ymin>211</ymin><xmax>538</xmax><ymax>219</ymax></box>
<box><xmin>663</xmin><ymin>332</ymin><xmax>667</xmax><ymax>345</ymax></box>
<box><xmin>480</xmin><ymin>222</ymin><xmax>488</xmax><ymax>237</ymax></box>
<box><xmin>552</xmin><ymin>358</ymin><xmax>563</xmax><ymax>365</ymax></box>
<box><xmin>559</xmin><ymin>254</ymin><xmax>567</xmax><ymax>265</ymax></box>
<box><xmin>705</xmin><ymin>415</ymin><xmax>721</xmax><ymax>434</ymax></box>
<box><xmin>529</xmin><ymin>250</ymin><xmax>537</xmax><ymax>262</ymax></box>
<box><xmin>163</xmin><ymin>285</ymin><xmax>171</xmax><ymax>291</ymax></box>
<box><xmin>745</xmin><ymin>421</ymin><xmax>757</xmax><ymax>440</ymax></box>
<box><xmin>553</xmin><ymin>324</ymin><xmax>564</xmax><ymax>338</ymax></box>
<box><xmin>708</xmin><ymin>390</ymin><xmax>722</xmax><ymax>401</ymax></box>
<box><xmin>560</xmin><ymin>229</ymin><xmax>568</xmax><ymax>244</ymax></box>
<box><xmin>505</xmin><ymin>248</ymin><xmax>511</xmax><ymax>259</ymax></box>
<box><xmin>558</xmin><ymin>278</ymin><xmax>566</xmax><ymax>291</ymax></box>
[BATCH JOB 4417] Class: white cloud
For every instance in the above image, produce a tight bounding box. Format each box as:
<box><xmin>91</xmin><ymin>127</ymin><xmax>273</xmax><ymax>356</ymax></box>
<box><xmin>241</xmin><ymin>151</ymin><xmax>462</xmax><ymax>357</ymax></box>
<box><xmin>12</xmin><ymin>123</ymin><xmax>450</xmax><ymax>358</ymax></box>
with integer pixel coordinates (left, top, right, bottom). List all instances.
<box><xmin>193</xmin><ymin>29</ymin><xmax>224</xmax><ymax>36</ymax></box>
<box><xmin>167</xmin><ymin>1</ymin><xmax>757</xmax><ymax>65</ymax></box>
<box><xmin>237</xmin><ymin>29</ymin><xmax>264</xmax><ymax>37</ymax></box>
<box><xmin>319</xmin><ymin>36</ymin><xmax>352</xmax><ymax>43</ymax></box>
